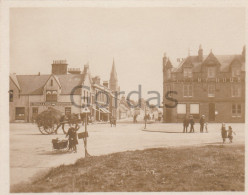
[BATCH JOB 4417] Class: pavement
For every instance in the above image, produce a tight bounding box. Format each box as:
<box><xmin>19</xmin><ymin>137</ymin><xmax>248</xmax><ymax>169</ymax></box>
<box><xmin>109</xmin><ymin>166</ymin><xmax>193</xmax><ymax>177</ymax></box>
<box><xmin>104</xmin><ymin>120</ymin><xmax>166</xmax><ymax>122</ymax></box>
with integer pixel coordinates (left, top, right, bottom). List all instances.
<box><xmin>10</xmin><ymin>122</ymin><xmax>245</xmax><ymax>186</ymax></box>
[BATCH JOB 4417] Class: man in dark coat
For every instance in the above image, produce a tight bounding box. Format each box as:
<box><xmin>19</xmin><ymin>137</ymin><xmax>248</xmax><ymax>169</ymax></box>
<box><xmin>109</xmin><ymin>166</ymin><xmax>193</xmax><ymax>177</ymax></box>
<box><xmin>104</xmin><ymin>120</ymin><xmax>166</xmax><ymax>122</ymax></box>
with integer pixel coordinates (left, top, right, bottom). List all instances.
<box><xmin>189</xmin><ymin>115</ymin><xmax>195</xmax><ymax>133</ymax></box>
<box><xmin>183</xmin><ymin>116</ymin><xmax>189</xmax><ymax>133</ymax></box>
<box><xmin>199</xmin><ymin>115</ymin><xmax>205</xmax><ymax>133</ymax></box>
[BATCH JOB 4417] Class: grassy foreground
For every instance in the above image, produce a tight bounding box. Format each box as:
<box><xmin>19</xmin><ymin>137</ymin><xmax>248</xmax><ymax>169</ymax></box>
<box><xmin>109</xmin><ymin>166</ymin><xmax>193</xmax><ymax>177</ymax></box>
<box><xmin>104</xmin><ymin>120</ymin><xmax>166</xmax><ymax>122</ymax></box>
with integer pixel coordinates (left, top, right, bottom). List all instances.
<box><xmin>11</xmin><ymin>144</ymin><xmax>244</xmax><ymax>192</ymax></box>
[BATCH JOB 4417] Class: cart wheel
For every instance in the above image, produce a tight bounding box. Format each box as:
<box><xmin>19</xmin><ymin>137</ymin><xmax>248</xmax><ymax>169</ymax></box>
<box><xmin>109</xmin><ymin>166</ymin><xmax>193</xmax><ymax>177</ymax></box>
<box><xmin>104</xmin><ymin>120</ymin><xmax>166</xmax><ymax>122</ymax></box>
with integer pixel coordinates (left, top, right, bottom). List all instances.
<box><xmin>44</xmin><ymin>124</ymin><xmax>57</xmax><ymax>134</ymax></box>
<box><xmin>38</xmin><ymin>126</ymin><xmax>48</xmax><ymax>135</ymax></box>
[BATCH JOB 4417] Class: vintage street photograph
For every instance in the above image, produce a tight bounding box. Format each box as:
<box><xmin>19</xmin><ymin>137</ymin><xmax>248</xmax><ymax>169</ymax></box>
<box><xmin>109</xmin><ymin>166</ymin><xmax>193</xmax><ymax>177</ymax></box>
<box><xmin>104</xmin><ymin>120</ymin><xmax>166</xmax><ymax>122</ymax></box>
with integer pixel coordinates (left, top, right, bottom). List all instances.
<box><xmin>2</xmin><ymin>3</ymin><xmax>246</xmax><ymax>193</ymax></box>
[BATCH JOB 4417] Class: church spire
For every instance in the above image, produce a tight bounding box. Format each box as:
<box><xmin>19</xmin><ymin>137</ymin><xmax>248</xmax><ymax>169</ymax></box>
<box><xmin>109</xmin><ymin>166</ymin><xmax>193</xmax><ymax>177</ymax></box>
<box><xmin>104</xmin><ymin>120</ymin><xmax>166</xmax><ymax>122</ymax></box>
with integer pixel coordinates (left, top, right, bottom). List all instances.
<box><xmin>109</xmin><ymin>58</ymin><xmax>118</xmax><ymax>91</ymax></box>
<box><xmin>110</xmin><ymin>58</ymin><xmax>118</xmax><ymax>82</ymax></box>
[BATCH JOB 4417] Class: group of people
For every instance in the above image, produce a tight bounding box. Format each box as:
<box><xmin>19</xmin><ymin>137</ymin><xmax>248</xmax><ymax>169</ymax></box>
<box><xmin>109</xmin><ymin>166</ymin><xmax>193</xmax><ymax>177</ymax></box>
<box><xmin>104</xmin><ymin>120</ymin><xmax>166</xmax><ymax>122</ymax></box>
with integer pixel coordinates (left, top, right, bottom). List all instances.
<box><xmin>183</xmin><ymin>115</ymin><xmax>207</xmax><ymax>133</ymax></box>
<box><xmin>221</xmin><ymin>123</ymin><xmax>236</xmax><ymax>143</ymax></box>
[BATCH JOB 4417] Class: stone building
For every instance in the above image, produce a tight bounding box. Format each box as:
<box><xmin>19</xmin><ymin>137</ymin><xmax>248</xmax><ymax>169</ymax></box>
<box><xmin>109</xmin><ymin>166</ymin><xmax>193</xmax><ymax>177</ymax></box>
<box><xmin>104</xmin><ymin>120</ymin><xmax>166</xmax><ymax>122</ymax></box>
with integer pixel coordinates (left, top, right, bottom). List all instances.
<box><xmin>9</xmin><ymin>60</ymin><xmax>119</xmax><ymax>122</ymax></box>
<box><xmin>163</xmin><ymin>45</ymin><xmax>245</xmax><ymax>123</ymax></box>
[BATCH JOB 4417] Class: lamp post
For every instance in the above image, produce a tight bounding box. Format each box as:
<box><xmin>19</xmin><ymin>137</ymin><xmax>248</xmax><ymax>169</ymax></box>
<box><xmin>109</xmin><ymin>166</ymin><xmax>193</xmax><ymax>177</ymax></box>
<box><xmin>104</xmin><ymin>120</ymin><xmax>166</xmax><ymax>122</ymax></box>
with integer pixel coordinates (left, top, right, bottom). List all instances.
<box><xmin>144</xmin><ymin>103</ymin><xmax>147</xmax><ymax>129</ymax></box>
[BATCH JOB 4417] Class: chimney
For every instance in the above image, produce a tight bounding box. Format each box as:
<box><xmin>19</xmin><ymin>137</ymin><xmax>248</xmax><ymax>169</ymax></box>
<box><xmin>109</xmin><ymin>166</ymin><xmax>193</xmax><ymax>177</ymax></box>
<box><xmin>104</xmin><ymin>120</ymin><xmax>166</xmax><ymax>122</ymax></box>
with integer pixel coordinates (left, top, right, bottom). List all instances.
<box><xmin>103</xmin><ymin>81</ymin><xmax>108</xmax><ymax>88</ymax></box>
<box><xmin>51</xmin><ymin>60</ymin><xmax>68</xmax><ymax>75</ymax></box>
<box><xmin>198</xmin><ymin>45</ymin><xmax>203</xmax><ymax>62</ymax></box>
<box><xmin>38</xmin><ymin>72</ymin><xmax>40</xmax><ymax>76</ymax></box>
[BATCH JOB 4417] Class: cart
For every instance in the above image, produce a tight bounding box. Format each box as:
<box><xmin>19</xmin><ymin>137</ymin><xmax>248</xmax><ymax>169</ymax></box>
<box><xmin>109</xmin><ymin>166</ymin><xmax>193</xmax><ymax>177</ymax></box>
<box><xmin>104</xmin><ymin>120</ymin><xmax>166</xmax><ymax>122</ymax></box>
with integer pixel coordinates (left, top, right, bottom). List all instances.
<box><xmin>36</xmin><ymin>108</ymin><xmax>82</xmax><ymax>135</ymax></box>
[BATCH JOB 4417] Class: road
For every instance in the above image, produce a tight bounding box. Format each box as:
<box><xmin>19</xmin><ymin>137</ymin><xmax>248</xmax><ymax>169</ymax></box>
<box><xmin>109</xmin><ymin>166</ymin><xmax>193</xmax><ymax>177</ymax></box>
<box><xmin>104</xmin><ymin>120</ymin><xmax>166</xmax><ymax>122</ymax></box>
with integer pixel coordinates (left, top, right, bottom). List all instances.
<box><xmin>10</xmin><ymin>122</ymin><xmax>245</xmax><ymax>186</ymax></box>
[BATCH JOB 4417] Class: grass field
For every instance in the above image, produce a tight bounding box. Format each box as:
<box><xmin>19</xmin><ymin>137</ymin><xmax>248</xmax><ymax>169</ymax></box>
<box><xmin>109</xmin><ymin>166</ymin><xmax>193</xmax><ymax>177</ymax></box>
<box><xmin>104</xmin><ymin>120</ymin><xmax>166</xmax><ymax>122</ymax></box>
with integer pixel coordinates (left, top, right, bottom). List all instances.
<box><xmin>11</xmin><ymin>144</ymin><xmax>244</xmax><ymax>192</ymax></box>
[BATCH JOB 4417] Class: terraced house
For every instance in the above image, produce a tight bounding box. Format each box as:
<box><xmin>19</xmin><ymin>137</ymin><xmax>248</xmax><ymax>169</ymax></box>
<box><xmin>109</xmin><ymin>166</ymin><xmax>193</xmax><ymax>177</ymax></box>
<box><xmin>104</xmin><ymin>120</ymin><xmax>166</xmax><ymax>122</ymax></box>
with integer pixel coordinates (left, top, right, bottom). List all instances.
<box><xmin>9</xmin><ymin>60</ymin><xmax>120</xmax><ymax>122</ymax></box>
<box><xmin>163</xmin><ymin>45</ymin><xmax>245</xmax><ymax>123</ymax></box>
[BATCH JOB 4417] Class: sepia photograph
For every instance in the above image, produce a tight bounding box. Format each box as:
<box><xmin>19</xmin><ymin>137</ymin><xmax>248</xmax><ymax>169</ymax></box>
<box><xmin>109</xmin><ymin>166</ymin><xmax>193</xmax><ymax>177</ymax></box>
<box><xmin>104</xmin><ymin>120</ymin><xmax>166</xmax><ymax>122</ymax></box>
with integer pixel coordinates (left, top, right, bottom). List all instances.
<box><xmin>0</xmin><ymin>0</ymin><xmax>247</xmax><ymax>193</ymax></box>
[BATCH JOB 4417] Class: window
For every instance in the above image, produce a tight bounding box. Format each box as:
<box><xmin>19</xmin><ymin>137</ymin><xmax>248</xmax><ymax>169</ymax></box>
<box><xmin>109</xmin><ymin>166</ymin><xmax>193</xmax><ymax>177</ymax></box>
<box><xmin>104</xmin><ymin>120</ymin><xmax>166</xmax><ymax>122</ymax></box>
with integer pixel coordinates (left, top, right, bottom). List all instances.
<box><xmin>208</xmin><ymin>84</ymin><xmax>215</xmax><ymax>97</ymax></box>
<box><xmin>183</xmin><ymin>85</ymin><xmax>193</xmax><ymax>97</ymax></box>
<box><xmin>51</xmin><ymin>79</ymin><xmax>53</xmax><ymax>86</ymax></box>
<box><xmin>46</xmin><ymin>90</ymin><xmax>57</xmax><ymax>102</ymax></box>
<box><xmin>231</xmin><ymin>85</ymin><xmax>241</xmax><ymax>97</ymax></box>
<box><xmin>167</xmin><ymin>69</ymin><xmax>171</xmax><ymax>79</ymax></box>
<box><xmin>177</xmin><ymin>104</ymin><xmax>186</xmax><ymax>114</ymax></box>
<box><xmin>190</xmin><ymin>104</ymin><xmax>199</xmax><ymax>114</ymax></box>
<box><xmin>232</xmin><ymin>67</ymin><xmax>241</xmax><ymax>77</ymax></box>
<box><xmin>15</xmin><ymin>107</ymin><xmax>25</xmax><ymax>120</ymax></box>
<box><xmin>208</xmin><ymin>67</ymin><xmax>216</xmax><ymax>78</ymax></box>
<box><xmin>65</xmin><ymin>107</ymin><xmax>71</xmax><ymax>116</ymax></box>
<box><xmin>184</xmin><ymin>68</ymin><xmax>192</xmax><ymax>78</ymax></box>
<box><xmin>232</xmin><ymin>104</ymin><xmax>241</xmax><ymax>117</ymax></box>
<box><xmin>9</xmin><ymin>90</ymin><xmax>13</xmax><ymax>102</ymax></box>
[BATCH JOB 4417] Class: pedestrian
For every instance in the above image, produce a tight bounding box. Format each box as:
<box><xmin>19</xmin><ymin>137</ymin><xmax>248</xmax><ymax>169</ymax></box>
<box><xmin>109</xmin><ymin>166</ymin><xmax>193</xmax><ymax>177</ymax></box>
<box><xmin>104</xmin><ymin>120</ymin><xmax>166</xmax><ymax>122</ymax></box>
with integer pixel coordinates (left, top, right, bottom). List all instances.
<box><xmin>189</xmin><ymin>115</ymin><xmax>195</xmax><ymax>133</ymax></box>
<box><xmin>199</xmin><ymin>115</ymin><xmax>205</xmax><ymax>133</ymax></box>
<box><xmin>204</xmin><ymin>122</ymin><xmax>208</xmax><ymax>133</ymax></box>
<box><xmin>183</xmin><ymin>115</ymin><xmax>189</xmax><ymax>133</ymax></box>
<box><xmin>227</xmin><ymin>126</ymin><xmax>236</xmax><ymax>143</ymax></box>
<box><xmin>66</xmin><ymin>125</ymin><xmax>79</xmax><ymax>153</ymax></box>
<box><xmin>221</xmin><ymin>123</ymin><xmax>227</xmax><ymax>144</ymax></box>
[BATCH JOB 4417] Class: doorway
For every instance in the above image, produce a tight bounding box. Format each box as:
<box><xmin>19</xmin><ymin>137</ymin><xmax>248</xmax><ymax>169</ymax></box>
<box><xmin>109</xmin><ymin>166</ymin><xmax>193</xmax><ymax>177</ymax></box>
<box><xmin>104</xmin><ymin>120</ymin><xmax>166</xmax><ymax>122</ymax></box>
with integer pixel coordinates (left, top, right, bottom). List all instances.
<box><xmin>209</xmin><ymin>103</ymin><xmax>215</xmax><ymax>121</ymax></box>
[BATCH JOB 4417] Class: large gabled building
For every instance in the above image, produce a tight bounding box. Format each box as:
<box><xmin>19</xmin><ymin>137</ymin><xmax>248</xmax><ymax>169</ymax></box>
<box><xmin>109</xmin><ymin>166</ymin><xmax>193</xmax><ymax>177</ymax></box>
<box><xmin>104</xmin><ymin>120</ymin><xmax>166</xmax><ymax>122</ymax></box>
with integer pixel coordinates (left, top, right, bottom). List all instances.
<box><xmin>163</xmin><ymin>45</ymin><xmax>245</xmax><ymax>123</ymax></box>
<box><xmin>9</xmin><ymin>60</ymin><xmax>120</xmax><ymax>122</ymax></box>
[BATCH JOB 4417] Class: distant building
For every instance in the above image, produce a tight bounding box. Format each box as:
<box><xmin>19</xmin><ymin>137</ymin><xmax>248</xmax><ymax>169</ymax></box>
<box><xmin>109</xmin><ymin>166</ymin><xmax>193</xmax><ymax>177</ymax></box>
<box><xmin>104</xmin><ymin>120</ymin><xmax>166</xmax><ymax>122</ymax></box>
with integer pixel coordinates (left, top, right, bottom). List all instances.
<box><xmin>163</xmin><ymin>45</ymin><xmax>245</xmax><ymax>123</ymax></box>
<box><xmin>9</xmin><ymin>60</ymin><xmax>119</xmax><ymax>122</ymax></box>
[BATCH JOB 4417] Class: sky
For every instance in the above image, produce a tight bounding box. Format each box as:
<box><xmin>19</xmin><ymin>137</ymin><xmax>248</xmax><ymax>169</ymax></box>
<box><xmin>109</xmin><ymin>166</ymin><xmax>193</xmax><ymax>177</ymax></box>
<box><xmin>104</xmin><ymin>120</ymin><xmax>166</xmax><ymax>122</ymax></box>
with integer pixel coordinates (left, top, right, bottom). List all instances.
<box><xmin>10</xmin><ymin>7</ymin><xmax>245</xmax><ymax>102</ymax></box>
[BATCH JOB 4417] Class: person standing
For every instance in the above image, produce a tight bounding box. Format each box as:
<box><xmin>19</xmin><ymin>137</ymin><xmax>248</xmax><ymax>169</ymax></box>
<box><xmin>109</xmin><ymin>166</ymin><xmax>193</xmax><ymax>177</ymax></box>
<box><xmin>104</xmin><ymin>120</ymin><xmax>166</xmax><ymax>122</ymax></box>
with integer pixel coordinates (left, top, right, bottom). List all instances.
<box><xmin>183</xmin><ymin>116</ymin><xmax>189</xmax><ymax>133</ymax></box>
<box><xmin>189</xmin><ymin>115</ymin><xmax>195</xmax><ymax>133</ymax></box>
<box><xmin>199</xmin><ymin>115</ymin><xmax>205</xmax><ymax>133</ymax></box>
<box><xmin>227</xmin><ymin>126</ymin><xmax>236</xmax><ymax>143</ymax></box>
<box><xmin>221</xmin><ymin>123</ymin><xmax>227</xmax><ymax>144</ymax></box>
<box><xmin>66</xmin><ymin>125</ymin><xmax>79</xmax><ymax>153</ymax></box>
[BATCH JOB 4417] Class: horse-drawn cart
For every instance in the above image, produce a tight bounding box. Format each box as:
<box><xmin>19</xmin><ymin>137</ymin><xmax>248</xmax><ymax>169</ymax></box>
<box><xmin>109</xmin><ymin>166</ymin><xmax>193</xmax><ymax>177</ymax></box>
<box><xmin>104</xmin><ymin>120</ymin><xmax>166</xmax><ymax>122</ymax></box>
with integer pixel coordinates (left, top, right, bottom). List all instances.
<box><xmin>36</xmin><ymin>108</ymin><xmax>81</xmax><ymax>135</ymax></box>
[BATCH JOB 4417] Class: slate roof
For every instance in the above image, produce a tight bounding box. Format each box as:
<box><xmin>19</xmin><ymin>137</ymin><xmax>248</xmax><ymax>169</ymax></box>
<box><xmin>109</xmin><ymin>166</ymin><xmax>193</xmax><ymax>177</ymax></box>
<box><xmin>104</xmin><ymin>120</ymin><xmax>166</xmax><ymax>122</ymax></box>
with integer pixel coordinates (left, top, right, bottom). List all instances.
<box><xmin>173</xmin><ymin>53</ymin><xmax>245</xmax><ymax>73</ymax></box>
<box><xmin>13</xmin><ymin>74</ymin><xmax>84</xmax><ymax>95</ymax></box>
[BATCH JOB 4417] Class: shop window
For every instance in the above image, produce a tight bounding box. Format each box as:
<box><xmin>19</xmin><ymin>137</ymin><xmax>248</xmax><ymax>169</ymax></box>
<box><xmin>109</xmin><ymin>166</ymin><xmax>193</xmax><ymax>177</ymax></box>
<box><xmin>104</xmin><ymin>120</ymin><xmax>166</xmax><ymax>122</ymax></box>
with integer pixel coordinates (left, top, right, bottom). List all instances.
<box><xmin>15</xmin><ymin>107</ymin><xmax>25</xmax><ymax>120</ymax></box>
<box><xmin>177</xmin><ymin>104</ymin><xmax>186</xmax><ymax>114</ymax></box>
<box><xmin>46</xmin><ymin>90</ymin><xmax>57</xmax><ymax>102</ymax></box>
<box><xmin>232</xmin><ymin>104</ymin><xmax>241</xmax><ymax>117</ymax></box>
<box><xmin>9</xmin><ymin>90</ymin><xmax>13</xmax><ymax>102</ymax></box>
<box><xmin>190</xmin><ymin>104</ymin><xmax>199</xmax><ymax>114</ymax></box>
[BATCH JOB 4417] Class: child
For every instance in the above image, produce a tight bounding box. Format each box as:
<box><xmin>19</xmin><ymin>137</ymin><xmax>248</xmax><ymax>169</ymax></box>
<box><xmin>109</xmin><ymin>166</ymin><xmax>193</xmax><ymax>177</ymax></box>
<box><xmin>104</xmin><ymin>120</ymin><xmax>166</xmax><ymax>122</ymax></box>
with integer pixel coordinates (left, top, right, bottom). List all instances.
<box><xmin>204</xmin><ymin>122</ymin><xmax>208</xmax><ymax>133</ymax></box>
<box><xmin>227</xmin><ymin>126</ymin><xmax>236</xmax><ymax>143</ymax></box>
<box><xmin>221</xmin><ymin>123</ymin><xmax>227</xmax><ymax>144</ymax></box>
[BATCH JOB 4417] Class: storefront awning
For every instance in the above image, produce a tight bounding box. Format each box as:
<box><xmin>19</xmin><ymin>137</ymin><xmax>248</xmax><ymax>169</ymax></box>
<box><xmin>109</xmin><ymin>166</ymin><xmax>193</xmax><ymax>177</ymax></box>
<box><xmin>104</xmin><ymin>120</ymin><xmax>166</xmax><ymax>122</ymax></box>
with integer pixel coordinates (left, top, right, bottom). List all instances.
<box><xmin>99</xmin><ymin>107</ymin><xmax>110</xmax><ymax>114</ymax></box>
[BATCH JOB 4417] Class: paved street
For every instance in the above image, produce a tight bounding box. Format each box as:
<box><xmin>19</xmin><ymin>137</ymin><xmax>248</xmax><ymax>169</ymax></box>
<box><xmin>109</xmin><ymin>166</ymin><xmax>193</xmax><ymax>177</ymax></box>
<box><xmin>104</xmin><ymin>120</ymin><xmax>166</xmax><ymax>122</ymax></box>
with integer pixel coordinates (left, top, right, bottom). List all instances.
<box><xmin>10</xmin><ymin>122</ymin><xmax>245</xmax><ymax>186</ymax></box>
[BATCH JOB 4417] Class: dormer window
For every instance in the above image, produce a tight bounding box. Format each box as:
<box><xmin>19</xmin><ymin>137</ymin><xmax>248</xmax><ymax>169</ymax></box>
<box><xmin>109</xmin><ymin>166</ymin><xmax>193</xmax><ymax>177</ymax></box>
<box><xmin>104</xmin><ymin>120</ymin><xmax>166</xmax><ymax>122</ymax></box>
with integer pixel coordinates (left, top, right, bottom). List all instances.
<box><xmin>184</xmin><ymin>68</ymin><xmax>192</xmax><ymax>78</ymax></box>
<box><xmin>208</xmin><ymin>67</ymin><xmax>216</xmax><ymax>78</ymax></box>
<box><xmin>232</xmin><ymin>67</ymin><xmax>241</xmax><ymax>77</ymax></box>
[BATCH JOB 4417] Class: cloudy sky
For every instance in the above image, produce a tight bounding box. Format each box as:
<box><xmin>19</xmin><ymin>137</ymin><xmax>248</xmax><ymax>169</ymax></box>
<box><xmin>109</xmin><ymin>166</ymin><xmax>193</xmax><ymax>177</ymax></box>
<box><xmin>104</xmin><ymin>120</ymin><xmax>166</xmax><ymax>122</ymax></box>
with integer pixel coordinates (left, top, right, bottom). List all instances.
<box><xmin>10</xmin><ymin>7</ymin><xmax>245</xmax><ymax>102</ymax></box>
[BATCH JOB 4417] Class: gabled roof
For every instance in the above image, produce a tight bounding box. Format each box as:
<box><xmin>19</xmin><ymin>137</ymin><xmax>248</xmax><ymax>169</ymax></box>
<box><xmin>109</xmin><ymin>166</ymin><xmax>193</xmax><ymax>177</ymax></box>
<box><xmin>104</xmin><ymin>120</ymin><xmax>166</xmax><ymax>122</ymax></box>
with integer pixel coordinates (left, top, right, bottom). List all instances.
<box><xmin>10</xmin><ymin>74</ymin><xmax>21</xmax><ymax>90</ymax></box>
<box><xmin>14</xmin><ymin>74</ymin><xmax>84</xmax><ymax>95</ymax></box>
<box><xmin>173</xmin><ymin>53</ymin><xmax>245</xmax><ymax>73</ymax></box>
